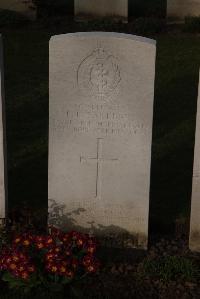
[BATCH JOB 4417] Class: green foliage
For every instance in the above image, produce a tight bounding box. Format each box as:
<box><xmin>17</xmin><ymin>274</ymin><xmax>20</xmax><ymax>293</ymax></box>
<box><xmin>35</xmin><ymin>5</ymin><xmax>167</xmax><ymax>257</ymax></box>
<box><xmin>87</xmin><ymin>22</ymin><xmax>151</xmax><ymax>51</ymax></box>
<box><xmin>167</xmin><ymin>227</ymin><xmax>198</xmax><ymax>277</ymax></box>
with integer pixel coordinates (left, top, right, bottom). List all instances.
<box><xmin>133</xmin><ymin>17</ymin><xmax>166</xmax><ymax>35</ymax></box>
<box><xmin>0</xmin><ymin>9</ymin><xmax>29</xmax><ymax>27</ymax></box>
<box><xmin>141</xmin><ymin>256</ymin><xmax>200</xmax><ymax>282</ymax></box>
<box><xmin>183</xmin><ymin>16</ymin><xmax>200</xmax><ymax>33</ymax></box>
<box><xmin>2</xmin><ymin>272</ymin><xmax>41</xmax><ymax>293</ymax></box>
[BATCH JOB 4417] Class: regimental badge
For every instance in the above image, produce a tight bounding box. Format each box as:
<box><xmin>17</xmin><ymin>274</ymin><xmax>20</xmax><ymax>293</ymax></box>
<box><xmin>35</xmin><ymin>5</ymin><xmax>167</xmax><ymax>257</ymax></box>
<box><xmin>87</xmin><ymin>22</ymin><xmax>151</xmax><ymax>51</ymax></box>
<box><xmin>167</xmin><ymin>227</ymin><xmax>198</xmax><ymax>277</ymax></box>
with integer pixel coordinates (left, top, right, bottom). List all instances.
<box><xmin>77</xmin><ymin>48</ymin><xmax>121</xmax><ymax>100</ymax></box>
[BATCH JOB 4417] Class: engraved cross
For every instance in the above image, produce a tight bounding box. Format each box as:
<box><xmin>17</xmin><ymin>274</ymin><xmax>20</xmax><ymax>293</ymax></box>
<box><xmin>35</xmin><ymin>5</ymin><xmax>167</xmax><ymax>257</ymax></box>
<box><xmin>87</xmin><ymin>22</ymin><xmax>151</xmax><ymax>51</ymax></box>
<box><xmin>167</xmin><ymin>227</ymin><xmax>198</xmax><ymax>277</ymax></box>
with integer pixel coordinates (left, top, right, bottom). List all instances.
<box><xmin>80</xmin><ymin>138</ymin><xmax>118</xmax><ymax>199</ymax></box>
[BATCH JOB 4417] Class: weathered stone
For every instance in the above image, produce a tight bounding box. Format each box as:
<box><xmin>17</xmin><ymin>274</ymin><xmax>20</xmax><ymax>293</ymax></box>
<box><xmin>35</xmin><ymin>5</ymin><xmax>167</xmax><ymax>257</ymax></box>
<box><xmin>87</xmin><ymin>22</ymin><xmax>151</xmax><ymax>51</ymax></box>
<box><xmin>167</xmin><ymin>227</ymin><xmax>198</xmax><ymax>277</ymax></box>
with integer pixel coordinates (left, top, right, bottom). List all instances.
<box><xmin>48</xmin><ymin>32</ymin><xmax>156</xmax><ymax>249</ymax></box>
<box><xmin>167</xmin><ymin>0</ymin><xmax>200</xmax><ymax>21</ymax></box>
<box><xmin>190</xmin><ymin>71</ymin><xmax>200</xmax><ymax>252</ymax></box>
<box><xmin>75</xmin><ymin>0</ymin><xmax>128</xmax><ymax>22</ymax></box>
<box><xmin>0</xmin><ymin>35</ymin><xmax>6</xmax><ymax>221</ymax></box>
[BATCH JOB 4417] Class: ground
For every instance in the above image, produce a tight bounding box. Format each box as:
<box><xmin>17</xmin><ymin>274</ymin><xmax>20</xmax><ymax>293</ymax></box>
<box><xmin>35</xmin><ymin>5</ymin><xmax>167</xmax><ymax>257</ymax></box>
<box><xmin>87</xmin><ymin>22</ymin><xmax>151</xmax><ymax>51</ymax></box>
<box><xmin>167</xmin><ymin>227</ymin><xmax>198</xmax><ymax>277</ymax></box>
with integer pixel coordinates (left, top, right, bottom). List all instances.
<box><xmin>0</xmin><ymin>15</ymin><xmax>200</xmax><ymax>298</ymax></box>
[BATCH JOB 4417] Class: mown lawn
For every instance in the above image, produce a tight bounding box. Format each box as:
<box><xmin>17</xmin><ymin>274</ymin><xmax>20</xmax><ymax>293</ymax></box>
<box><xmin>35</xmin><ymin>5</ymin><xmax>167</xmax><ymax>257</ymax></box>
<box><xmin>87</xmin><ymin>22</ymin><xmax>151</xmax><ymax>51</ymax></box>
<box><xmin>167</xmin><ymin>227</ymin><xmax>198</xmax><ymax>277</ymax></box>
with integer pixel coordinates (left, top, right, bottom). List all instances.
<box><xmin>0</xmin><ymin>20</ymin><xmax>200</xmax><ymax>233</ymax></box>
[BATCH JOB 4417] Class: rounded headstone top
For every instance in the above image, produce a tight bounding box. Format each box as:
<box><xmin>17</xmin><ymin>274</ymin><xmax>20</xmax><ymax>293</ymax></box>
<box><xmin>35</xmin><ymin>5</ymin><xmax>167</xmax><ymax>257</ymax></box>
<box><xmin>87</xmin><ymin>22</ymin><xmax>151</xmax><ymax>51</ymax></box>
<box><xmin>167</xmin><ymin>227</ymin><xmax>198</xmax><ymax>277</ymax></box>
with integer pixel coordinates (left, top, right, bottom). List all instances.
<box><xmin>50</xmin><ymin>32</ymin><xmax>156</xmax><ymax>46</ymax></box>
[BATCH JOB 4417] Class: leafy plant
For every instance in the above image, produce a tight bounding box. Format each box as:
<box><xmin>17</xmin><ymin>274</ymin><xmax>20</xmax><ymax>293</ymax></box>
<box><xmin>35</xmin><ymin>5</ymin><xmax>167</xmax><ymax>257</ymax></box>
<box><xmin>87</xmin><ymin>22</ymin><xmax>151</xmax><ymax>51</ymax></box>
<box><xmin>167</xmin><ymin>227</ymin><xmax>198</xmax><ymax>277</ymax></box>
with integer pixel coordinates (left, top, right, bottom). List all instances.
<box><xmin>0</xmin><ymin>227</ymin><xmax>100</xmax><ymax>294</ymax></box>
<box><xmin>141</xmin><ymin>255</ymin><xmax>199</xmax><ymax>282</ymax></box>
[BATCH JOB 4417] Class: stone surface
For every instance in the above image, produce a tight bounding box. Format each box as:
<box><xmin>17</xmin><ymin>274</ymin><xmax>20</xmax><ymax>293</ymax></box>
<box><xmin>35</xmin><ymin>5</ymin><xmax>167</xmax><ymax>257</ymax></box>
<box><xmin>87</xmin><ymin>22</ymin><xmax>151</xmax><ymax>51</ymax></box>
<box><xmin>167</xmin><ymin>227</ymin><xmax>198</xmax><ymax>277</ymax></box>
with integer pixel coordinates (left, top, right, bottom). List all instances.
<box><xmin>190</xmin><ymin>71</ymin><xmax>200</xmax><ymax>252</ymax></box>
<box><xmin>167</xmin><ymin>0</ymin><xmax>200</xmax><ymax>20</ymax></box>
<box><xmin>75</xmin><ymin>0</ymin><xmax>128</xmax><ymax>22</ymax></box>
<box><xmin>48</xmin><ymin>32</ymin><xmax>156</xmax><ymax>249</ymax></box>
<box><xmin>0</xmin><ymin>35</ymin><xmax>6</xmax><ymax>220</ymax></box>
<box><xmin>0</xmin><ymin>0</ymin><xmax>36</xmax><ymax>20</ymax></box>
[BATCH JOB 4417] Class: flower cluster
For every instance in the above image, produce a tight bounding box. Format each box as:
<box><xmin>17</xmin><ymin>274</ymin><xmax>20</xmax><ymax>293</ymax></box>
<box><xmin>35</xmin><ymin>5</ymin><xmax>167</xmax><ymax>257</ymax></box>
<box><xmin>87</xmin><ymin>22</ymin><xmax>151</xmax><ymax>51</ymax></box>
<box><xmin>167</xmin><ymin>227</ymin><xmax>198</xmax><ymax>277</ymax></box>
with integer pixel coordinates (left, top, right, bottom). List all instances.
<box><xmin>0</xmin><ymin>227</ymin><xmax>100</xmax><ymax>285</ymax></box>
<box><xmin>44</xmin><ymin>228</ymin><xmax>100</xmax><ymax>276</ymax></box>
<box><xmin>0</xmin><ymin>248</ymin><xmax>35</xmax><ymax>280</ymax></box>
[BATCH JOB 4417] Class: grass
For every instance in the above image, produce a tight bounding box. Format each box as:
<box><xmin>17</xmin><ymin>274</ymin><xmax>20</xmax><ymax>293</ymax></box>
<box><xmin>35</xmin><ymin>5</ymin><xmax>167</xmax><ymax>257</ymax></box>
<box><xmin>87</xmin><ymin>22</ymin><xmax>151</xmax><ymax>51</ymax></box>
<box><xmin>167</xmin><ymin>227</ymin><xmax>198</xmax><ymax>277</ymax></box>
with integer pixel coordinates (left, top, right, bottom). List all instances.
<box><xmin>0</xmin><ymin>19</ymin><xmax>199</xmax><ymax>233</ymax></box>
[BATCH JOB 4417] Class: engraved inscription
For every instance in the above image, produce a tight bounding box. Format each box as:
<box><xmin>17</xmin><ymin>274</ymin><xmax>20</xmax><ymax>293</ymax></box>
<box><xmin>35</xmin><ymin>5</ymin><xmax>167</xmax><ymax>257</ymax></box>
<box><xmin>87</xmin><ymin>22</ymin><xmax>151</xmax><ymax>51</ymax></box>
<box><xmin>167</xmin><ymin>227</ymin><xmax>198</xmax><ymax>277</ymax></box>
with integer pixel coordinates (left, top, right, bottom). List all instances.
<box><xmin>77</xmin><ymin>48</ymin><xmax>121</xmax><ymax>99</ymax></box>
<box><xmin>51</xmin><ymin>103</ymin><xmax>148</xmax><ymax>137</ymax></box>
<box><xmin>80</xmin><ymin>138</ymin><xmax>118</xmax><ymax>199</ymax></box>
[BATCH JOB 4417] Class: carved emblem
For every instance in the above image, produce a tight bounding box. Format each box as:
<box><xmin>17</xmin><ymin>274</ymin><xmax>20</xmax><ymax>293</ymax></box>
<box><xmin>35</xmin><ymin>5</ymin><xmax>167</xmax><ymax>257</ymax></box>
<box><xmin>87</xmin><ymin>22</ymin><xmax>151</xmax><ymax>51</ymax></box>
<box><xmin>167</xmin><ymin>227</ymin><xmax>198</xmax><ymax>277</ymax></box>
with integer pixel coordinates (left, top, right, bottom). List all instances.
<box><xmin>77</xmin><ymin>48</ymin><xmax>121</xmax><ymax>99</ymax></box>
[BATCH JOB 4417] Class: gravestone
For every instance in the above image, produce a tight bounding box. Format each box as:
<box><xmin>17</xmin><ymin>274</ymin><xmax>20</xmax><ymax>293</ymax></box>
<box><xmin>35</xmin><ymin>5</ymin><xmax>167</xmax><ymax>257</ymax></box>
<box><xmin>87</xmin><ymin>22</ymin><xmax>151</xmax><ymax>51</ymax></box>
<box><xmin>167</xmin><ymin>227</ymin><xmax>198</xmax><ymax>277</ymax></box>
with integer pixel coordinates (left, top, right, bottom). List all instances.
<box><xmin>75</xmin><ymin>0</ymin><xmax>128</xmax><ymax>22</ymax></box>
<box><xmin>190</xmin><ymin>71</ymin><xmax>200</xmax><ymax>252</ymax></box>
<box><xmin>167</xmin><ymin>0</ymin><xmax>200</xmax><ymax>21</ymax></box>
<box><xmin>48</xmin><ymin>32</ymin><xmax>156</xmax><ymax>249</ymax></box>
<box><xmin>0</xmin><ymin>35</ymin><xmax>6</xmax><ymax>221</ymax></box>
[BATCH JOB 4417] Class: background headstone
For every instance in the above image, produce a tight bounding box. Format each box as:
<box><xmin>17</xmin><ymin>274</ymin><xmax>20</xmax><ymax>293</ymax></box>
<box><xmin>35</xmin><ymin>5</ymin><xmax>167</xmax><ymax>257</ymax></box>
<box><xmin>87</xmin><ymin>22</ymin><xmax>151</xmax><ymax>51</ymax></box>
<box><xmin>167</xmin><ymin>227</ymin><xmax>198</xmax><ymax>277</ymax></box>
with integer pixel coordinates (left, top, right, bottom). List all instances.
<box><xmin>190</xmin><ymin>71</ymin><xmax>200</xmax><ymax>252</ymax></box>
<box><xmin>0</xmin><ymin>0</ymin><xmax>36</xmax><ymax>20</ymax></box>
<box><xmin>167</xmin><ymin>0</ymin><xmax>200</xmax><ymax>21</ymax></box>
<box><xmin>0</xmin><ymin>35</ymin><xmax>6</xmax><ymax>221</ymax></box>
<box><xmin>75</xmin><ymin>0</ymin><xmax>128</xmax><ymax>22</ymax></box>
<box><xmin>48</xmin><ymin>32</ymin><xmax>156</xmax><ymax>249</ymax></box>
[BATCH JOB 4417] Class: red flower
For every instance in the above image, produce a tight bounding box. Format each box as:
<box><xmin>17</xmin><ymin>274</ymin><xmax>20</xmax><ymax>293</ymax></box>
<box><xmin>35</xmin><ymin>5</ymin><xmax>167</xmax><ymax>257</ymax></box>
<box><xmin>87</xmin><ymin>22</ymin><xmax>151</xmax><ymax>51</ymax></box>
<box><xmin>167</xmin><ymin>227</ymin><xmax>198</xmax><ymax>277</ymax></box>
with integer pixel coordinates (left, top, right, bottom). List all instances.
<box><xmin>45</xmin><ymin>236</ymin><xmax>54</xmax><ymax>247</ymax></box>
<box><xmin>65</xmin><ymin>269</ymin><xmax>74</xmax><ymax>278</ymax></box>
<box><xmin>12</xmin><ymin>255</ymin><xmax>20</xmax><ymax>262</ymax></box>
<box><xmin>54</xmin><ymin>247</ymin><xmax>61</xmax><ymax>253</ymax></box>
<box><xmin>9</xmin><ymin>263</ymin><xmax>17</xmax><ymax>271</ymax></box>
<box><xmin>45</xmin><ymin>261</ymin><xmax>53</xmax><ymax>271</ymax></box>
<box><xmin>13</xmin><ymin>236</ymin><xmax>21</xmax><ymax>246</ymax></box>
<box><xmin>0</xmin><ymin>228</ymin><xmax>99</xmax><ymax>285</ymax></box>
<box><xmin>5</xmin><ymin>256</ymin><xmax>12</xmax><ymax>265</ymax></box>
<box><xmin>21</xmin><ymin>271</ymin><xmax>30</xmax><ymax>280</ymax></box>
<box><xmin>50</xmin><ymin>264</ymin><xmax>59</xmax><ymax>273</ymax></box>
<box><xmin>19</xmin><ymin>252</ymin><xmax>27</xmax><ymax>261</ymax></box>
<box><xmin>27</xmin><ymin>265</ymin><xmax>35</xmax><ymax>273</ymax></box>
<box><xmin>60</xmin><ymin>233</ymin><xmax>71</xmax><ymax>244</ymax></box>
<box><xmin>82</xmin><ymin>255</ymin><xmax>94</xmax><ymax>267</ymax></box>
<box><xmin>87</xmin><ymin>245</ymin><xmax>96</xmax><ymax>254</ymax></box>
<box><xmin>45</xmin><ymin>252</ymin><xmax>54</xmax><ymax>261</ymax></box>
<box><xmin>22</xmin><ymin>233</ymin><xmax>33</xmax><ymax>247</ymax></box>
<box><xmin>34</xmin><ymin>236</ymin><xmax>46</xmax><ymax>249</ymax></box>
<box><xmin>0</xmin><ymin>257</ymin><xmax>6</xmax><ymax>270</ymax></box>
<box><xmin>71</xmin><ymin>258</ymin><xmax>78</xmax><ymax>270</ymax></box>
<box><xmin>65</xmin><ymin>249</ymin><xmax>72</xmax><ymax>256</ymax></box>
<box><xmin>12</xmin><ymin>233</ymin><xmax>33</xmax><ymax>248</ymax></box>
<box><xmin>86</xmin><ymin>264</ymin><xmax>98</xmax><ymax>273</ymax></box>
<box><xmin>22</xmin><ymin>239</ymin><xmax>31</xmax><ymax>246</ymax></box>
<box><xmin>58</xmin><ymin>265</ymin><xmax>67</xmax><ymax>275</ymax></box>
<box><xmin>18</xmin><ymin>265</ymin><xmax>25</xmax><ymax>273</ymax></box>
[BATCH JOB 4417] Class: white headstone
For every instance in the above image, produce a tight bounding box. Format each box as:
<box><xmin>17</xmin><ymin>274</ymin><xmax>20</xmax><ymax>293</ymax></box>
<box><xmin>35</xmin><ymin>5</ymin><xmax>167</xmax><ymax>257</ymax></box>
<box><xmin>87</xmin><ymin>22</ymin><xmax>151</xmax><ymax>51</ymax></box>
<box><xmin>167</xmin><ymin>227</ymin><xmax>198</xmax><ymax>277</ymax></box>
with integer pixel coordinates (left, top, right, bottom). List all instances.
<box><xmin>167</xmin><ymin>0</ymin><xmax>200</xmax><ymax>20</ymax></box>
<box><xmin>48</xmin><ymin>32</ymin><xmax>156</xmax><ymax>249</ymax></box>
<box><xmin>190</xmin><ymin>71</ymin><xmax>200</xmax><ymax>252</ymax></box>
<box><xmin>0</xmin><ymin>35</ymin><xmax>6</xmax><ymax>221</ymax></box>
<box><xmin>75</xmin><ymin>0</ymin><xmax>128</xmax><ymax>22</ymax></box>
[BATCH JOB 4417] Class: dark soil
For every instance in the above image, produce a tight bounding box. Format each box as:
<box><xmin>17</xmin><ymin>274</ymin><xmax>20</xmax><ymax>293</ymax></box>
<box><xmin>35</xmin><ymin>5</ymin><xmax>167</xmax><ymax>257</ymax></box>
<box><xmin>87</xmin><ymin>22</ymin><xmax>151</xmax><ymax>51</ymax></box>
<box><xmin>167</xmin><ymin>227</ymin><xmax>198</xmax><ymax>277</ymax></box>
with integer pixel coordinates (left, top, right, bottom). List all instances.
<box><xmin>78</xmin><ymin>238</ymin><xmax>200</xmax><ymax>299</ymax></box>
